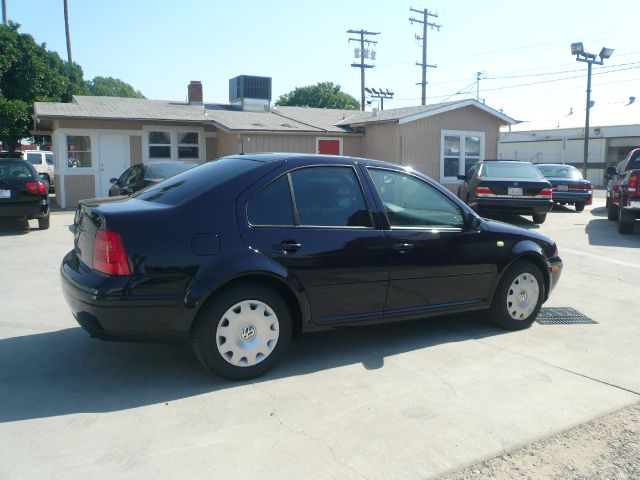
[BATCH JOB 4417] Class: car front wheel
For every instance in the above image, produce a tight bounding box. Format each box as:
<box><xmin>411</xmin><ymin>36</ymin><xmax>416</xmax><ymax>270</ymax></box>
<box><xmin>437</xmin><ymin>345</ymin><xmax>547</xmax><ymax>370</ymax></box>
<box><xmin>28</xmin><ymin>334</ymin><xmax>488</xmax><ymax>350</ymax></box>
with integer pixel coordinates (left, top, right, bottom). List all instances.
<box><xmin>575</xmin><ymin>202</ymin><xmax>585</xmax><ymax>212</ymax></box>
<box><xmin>192</xmin><ymin>284</ymin><xmax>292</xmax><ymax>380</ymax></box>
<box><xmin>489</xmin><ymin>260</ymin><xmax>544</xmax><ymax>330</ymax></box>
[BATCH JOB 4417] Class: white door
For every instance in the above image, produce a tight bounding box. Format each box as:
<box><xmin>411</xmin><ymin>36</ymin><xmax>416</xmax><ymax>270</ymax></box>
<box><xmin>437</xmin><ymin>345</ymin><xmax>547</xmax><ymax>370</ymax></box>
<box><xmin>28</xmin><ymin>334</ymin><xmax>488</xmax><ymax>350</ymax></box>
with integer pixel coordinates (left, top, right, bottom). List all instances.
<box><xmin>98</xmin><ymin>134</ymin><xmax>128</xmax><ymax>197</ymax></box>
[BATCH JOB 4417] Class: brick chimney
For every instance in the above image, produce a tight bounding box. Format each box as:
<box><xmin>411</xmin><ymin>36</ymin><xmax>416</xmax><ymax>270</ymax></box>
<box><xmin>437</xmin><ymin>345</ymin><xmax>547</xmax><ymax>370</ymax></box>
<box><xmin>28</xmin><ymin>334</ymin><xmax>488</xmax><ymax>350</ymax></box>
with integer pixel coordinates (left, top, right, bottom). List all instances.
<box><xmin>187</xmin><ymin>81</ymin><xmax>203</xmax><ymax>104</ymax></box>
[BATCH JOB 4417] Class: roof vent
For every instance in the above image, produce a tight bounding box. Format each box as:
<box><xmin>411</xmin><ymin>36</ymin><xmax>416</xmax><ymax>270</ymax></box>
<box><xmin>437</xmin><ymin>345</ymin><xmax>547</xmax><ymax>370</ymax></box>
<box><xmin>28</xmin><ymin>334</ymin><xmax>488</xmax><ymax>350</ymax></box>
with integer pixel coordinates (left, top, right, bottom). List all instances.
<box><xmin>229</xmin><ymin>75</ymin><xmax>272</xmax><ymax>112</ymax></box>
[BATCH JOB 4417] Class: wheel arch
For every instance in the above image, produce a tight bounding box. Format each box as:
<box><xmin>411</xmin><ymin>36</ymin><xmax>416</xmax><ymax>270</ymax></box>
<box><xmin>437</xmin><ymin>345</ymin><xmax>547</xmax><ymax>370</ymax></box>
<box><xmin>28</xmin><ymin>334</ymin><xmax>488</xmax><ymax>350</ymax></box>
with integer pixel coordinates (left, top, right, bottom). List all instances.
<box><xmin>494</xmin><ymin>240</ymin><xmax>551</xmax><ymax>302</ymax></box>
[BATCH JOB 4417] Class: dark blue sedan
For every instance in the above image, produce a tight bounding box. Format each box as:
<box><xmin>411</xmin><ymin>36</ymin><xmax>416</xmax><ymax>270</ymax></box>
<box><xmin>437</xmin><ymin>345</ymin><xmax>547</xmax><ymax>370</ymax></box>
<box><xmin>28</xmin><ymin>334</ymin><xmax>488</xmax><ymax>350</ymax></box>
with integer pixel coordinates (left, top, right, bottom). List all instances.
<box><xmin>61</xmin><ymin>154</ymin><xmax>563</xmax><ymax>379</ymax></box>
<box><xmin>536</xmin><ymin>164</ymin><xmax>593</xmax><ymax>212</ymax></box>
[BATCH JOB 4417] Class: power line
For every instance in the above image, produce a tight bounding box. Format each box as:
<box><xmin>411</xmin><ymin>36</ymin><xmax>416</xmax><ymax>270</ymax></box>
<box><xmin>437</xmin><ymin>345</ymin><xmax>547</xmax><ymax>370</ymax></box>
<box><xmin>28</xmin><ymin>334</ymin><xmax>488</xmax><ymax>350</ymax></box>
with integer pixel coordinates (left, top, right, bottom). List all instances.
<box><xmin>347</xmin><ymin>29</ymin><xmax>380</xmax><ymax>111</ymax></box>
<box><xmin>409</xmin><ymin>7</ymin><xmax>441</xmax><ymax>105</ymax></box>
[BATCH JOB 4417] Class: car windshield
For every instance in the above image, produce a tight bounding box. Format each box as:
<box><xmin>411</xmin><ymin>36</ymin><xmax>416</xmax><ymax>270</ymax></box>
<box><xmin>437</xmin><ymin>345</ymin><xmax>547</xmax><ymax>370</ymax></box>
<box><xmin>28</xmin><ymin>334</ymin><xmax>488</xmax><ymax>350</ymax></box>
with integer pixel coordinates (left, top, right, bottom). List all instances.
<box><xmin>481</xmin><ymin>162</ymin><xmax>544</xmax><ymax>179</ymax></box>
<box><xmin>537</xmin><ymin>165</ymin><xmax>582</xmax><ymax>179</ymax></box>
<box><xmin>145</xmin><ymin>162</ymin><xmax>196</xmax><ymax>179</ymax></box>
<box><xmin>0</xmin><ymin>162</ymin><xmax>36</xmax><ymax>179</ymax></box>
<box><xmin>134</xmin><ymin>157</ymin><xmax>262</xmax><ymax>205</ymax></box>
<box><xmin>26</xmin><ymin>153</ymin><xmax>41</xmax><ymax>165</ymax></box>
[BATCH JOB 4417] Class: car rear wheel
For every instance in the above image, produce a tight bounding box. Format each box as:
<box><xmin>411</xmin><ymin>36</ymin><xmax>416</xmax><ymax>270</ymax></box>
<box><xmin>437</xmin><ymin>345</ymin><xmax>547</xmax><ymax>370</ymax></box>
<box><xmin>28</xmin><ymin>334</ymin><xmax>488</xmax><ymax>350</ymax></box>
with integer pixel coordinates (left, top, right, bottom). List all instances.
<box><xmin>575</xmin><ymin>202</ymin><xmax>585</xmax><ymax>212</ymax></box>
<box><xmin>489</xmin><ymin>260</ymin><xmax>544</xmax><ymax>330</ymax></box>
<box><xmin>618</xmin><ymin>208</ymin><xmax>635</xmax><ymax>234</ymax></box>
<box><xmin>532</xmin><ymin>212</ymin><xmax>546</xmax><ymax>224</ymax></box>
<box><xmin>192</xmin><ymin>284</ymin><xmax>292</xmax><ymax>380</ymax></box>
<box><xmin>38</xmin><ymin>214</ymin><xmax>50</xmax><ymax>230</ymax></box>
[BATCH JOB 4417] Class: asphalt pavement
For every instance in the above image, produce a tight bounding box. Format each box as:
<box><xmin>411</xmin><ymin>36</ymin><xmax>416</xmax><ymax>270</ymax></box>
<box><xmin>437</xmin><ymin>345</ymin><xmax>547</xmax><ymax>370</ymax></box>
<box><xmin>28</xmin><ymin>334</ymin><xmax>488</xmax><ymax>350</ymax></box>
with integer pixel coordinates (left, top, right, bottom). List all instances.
<box><xmin>0</xmin><ymin>196</ymin><xmax>638</xmax><ymax>479</ymax></box>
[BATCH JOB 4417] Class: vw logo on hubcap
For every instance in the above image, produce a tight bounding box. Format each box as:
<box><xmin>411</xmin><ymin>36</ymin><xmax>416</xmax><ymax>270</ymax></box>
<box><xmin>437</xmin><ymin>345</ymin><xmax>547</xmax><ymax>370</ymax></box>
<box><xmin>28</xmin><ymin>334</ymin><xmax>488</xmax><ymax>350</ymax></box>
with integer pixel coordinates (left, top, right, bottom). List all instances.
<box><xmin>239</xmin><ymin>324</ymin><xmax>257</xmax><ymax>342</ymax></box>
<box><xmin>519</xmin><ymin>290</ymin><xmax>528</xmax><ymax>303</ymax></box>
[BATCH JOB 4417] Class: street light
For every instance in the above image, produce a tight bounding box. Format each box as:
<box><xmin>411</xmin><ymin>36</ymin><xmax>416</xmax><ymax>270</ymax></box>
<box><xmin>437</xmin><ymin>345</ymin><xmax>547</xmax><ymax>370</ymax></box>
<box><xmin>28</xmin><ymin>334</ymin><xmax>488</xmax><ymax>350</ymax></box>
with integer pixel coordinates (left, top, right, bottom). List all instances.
<box><xmin>571</xmin><ymin>42</ymin><xmax>614</xmax><ymax>180</ymax></box>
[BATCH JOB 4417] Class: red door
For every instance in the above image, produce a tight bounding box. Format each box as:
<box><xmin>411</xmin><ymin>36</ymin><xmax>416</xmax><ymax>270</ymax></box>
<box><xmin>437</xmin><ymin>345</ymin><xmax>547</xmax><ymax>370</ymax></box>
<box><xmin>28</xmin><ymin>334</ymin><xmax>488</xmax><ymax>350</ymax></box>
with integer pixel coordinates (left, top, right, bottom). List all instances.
<box><xmin>317</xmin><ymin>139</ymin><xmax>341</xmax><ymax>155</ymax></box>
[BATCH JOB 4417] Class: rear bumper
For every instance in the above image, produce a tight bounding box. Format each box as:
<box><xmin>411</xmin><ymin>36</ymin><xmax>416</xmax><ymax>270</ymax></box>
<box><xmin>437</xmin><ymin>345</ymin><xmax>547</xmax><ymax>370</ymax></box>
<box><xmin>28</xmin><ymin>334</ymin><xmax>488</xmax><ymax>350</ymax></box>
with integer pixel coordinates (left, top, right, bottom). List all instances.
<box><xmin>552</xmin><ymin>191</ymin><xmax>592</xmax><ymax>203</ymax></box>
<box><xmin>476</xmin><ymin>198</ymin><xmax>554</xmax><ymax>216</ymax></box>
<box><xmin>0</xmin><ymin>200</ymin><xmax>49</xmax><ymax>218</ymax></box>
<box><xmin>60</xmin><ymin>250</ymin><xmax>194</xmax><ymax>343</ymax></box>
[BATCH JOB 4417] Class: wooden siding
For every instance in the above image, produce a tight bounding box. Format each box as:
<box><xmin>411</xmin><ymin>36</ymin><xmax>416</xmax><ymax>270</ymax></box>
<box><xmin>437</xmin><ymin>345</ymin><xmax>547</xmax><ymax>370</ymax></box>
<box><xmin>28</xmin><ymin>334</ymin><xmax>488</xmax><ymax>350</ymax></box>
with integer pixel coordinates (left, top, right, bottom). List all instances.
<box><xmin>206</xmin><ymin>137</ymin><xmax>218</xmax><ymax>160</ymax></box>
<box><xmin>130</xmin><ymin>136</ymin><xmax>142</xmax><ymax>165</ymax></box>
<box><xmin>216</xmin><ymin>132</ymin><xmax>361</xmax><ymax>157</ymax></box>
<box><xmin>64</xmin><ymin>175</ymin><xmax>95</xmax><ymax>207</ymax></box>
<box><xmin>59</xmin><ymin>119</ymin><xmax>143</xmax><ymax>130</ymax></box>
<box><xmin>217</xmin><ymin>132</ymin><xmax>241</xmax><ymax>157</ymax></box>
<box><xmin>399</xmin><ymin>106</ymin><xmax>502</xmax><ymax>178</ymax></box>
<box><xmin>361</xmin><ymin>122</ymin><xmax>400</xmax><ymax>163</ymax></box>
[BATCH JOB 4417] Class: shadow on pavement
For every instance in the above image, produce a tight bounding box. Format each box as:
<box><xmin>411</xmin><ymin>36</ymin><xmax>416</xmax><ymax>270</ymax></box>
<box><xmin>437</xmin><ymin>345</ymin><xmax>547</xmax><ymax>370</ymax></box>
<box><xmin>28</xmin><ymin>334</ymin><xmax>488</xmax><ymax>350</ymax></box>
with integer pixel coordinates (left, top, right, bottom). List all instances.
<box><xmin>0</xmin><ymin>314</ymin><xmax>505</xmax><ymax>423</ymax></box>
<box><xmin>586</xmin><ymin>215</ymin><xmax>639</xmax><ymax>247</ymax></box>
<box><xmin>0</xmin><ymin>217</ymin><xmax>31</xmax><ymax>236</ymax></box>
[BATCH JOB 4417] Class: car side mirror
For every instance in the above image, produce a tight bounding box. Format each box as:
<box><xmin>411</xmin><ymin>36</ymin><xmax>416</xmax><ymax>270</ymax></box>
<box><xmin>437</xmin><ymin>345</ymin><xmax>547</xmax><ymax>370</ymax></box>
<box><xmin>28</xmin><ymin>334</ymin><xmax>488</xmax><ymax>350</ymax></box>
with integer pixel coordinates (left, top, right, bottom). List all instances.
<box><xmin>457</xmin><ymin>174</ymin><xmax>467</xmax><ymax>181</ymax></box>
<box><xmin>467</xmin><ymin>212</ymin><xmax>482</xmax><ymax>230</ymax></box>
<box><xmin>110</xmin><ymin>178</ymin><xmax>117</xmax><ymax>184</ymax></box>
<box><xmin>605</xmin><ymin>166</ymin><xmax>617</xmax><ymax>178</ymax></box>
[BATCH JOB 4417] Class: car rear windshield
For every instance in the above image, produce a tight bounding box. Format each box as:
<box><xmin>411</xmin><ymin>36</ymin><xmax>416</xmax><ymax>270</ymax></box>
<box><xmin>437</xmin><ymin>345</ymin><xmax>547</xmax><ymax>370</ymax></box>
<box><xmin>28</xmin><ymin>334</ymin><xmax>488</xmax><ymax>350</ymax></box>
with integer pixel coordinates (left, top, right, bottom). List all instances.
<box><xmin>133</xmin><ymin>157</ymin><xmax>262</xmax><ymax>205</ymax></box>
<box><xmin>0</xmin><ymin>161</ymin><xmax>36</xmax><ymax>180</ymax></box>
<box><xmin>146</xmin><ymin>162</ymin><xmax>196</xmax><ymax>180</ymax></box>
<box><xmin>537</xmin><ymin>165</ymin><xmax>582</xmax><ymax>179</ymax></box>
<box><xmin>481</xmin><ymin>162</ymin><xmax>544</xmax><ymax>179</ymax></box>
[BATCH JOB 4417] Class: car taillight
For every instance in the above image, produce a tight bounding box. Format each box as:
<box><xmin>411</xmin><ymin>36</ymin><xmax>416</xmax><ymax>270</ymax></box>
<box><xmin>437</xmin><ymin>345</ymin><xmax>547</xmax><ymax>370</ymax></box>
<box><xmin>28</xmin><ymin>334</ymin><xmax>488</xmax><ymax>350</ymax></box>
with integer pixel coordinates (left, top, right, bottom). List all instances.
<box><xmin>476</xmin><ymin>186</ymin><xmax>493</xmax><ymax>197</ymax></box>
<box><xmin>629</xmin><ymin>175</ymin><xmax>638</xmax><ymax>192</ymax></box>
<box><xmin>25</xmin><ymin>181</ymin><xmax>47</xmax><ymax>194</ymax></box>
<box><xmin>93</xmin><ymin>230</ymin><xmax>131</xmax><ymax>276</ymax></box>
<box><xmin>569</xmin><ymin>183</ymin><xmax>592</xmax><ymax>191</ymax></box>
<box><xmin>538</xmin><ymin>188</ymin><xmax>553</xmax><ymax>198</ymax></box>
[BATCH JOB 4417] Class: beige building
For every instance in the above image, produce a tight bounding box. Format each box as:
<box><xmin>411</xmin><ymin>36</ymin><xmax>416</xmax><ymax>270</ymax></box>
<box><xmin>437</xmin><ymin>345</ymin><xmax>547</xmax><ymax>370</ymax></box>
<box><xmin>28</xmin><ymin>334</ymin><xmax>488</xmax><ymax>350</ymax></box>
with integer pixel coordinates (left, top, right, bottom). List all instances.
<box><xmin>33</xmin><ymin>78</ymin><xmax>515</xmax><ymax>208</ymax></box>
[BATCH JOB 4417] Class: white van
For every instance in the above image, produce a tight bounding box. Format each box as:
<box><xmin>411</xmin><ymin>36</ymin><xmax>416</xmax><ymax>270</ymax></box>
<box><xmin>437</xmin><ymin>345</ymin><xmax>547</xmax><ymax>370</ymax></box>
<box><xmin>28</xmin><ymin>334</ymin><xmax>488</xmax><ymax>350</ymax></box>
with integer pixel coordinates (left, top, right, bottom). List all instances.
<box><xmin>24</xmin><ymin>150</ymin><xmax>55</xmax><ymax>191</ymax></box>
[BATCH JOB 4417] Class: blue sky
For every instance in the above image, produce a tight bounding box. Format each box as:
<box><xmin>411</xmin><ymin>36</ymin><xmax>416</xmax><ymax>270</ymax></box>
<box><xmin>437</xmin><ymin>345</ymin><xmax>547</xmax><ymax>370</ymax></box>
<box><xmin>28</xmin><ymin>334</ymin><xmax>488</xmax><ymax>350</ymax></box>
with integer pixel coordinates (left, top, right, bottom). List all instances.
<box><xmin>7</xmin><ymin>0</ymin><xmax>640</xmax><ymax>123</ymax></box>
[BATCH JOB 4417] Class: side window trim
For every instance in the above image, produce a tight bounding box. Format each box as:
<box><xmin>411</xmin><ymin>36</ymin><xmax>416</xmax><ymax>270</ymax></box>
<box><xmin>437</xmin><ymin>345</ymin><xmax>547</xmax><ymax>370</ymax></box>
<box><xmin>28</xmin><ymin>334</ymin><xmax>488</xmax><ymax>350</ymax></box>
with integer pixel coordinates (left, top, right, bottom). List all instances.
<box><xmin>366</xmin><ymin>166</ymin><xmax>464</xmax><ymax>231</ymax></box>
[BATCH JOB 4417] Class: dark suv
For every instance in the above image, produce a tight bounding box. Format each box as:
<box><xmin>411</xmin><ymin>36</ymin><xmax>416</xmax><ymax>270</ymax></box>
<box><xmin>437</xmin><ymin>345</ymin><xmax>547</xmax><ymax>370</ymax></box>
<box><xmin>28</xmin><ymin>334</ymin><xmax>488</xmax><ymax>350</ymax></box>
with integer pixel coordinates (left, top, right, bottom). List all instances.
<box><xmin>62</xmin><ymin>154</ymin><xmax>562</xmax><ymax>379</ymax></box>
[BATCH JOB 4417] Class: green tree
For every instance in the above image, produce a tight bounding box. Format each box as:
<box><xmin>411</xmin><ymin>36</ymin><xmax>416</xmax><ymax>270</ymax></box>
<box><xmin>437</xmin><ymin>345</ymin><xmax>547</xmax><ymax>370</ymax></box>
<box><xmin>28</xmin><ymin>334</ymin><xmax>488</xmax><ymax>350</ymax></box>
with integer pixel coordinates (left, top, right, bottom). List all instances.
<box><xmin>85</xmin><ymin>76</ymin><xmax>145</xmax><ymax>98</ymax></box>
<box><xmin>275</xmin><ymin>82</ymin><xmax>359</xmax><ymax>110</ymax></box>
<box><xmin>0</xmin><ymin>21</ymin><xmax>86</xmax><ymax>150</ymax></box>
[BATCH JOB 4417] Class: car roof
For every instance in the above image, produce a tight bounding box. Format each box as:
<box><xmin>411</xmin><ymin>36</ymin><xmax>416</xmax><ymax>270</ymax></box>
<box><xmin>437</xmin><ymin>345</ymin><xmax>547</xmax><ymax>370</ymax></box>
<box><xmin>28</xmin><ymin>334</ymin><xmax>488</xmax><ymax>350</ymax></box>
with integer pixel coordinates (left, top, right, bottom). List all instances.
<box><xmin>536</xmin><ymin>163</ymin><xmax>577</xmax><ymax>167</ymax></box>
<box><xmin>233</xmin><ymin>152</ymin><xmax>413</xmax><ymax>170</ymax></box>
<box><xmin>0</xmin><ymin>159</ymin><xmax>29</xmax><ymax>165</ymax></box>
<box><xmin>481</xmin><ymin>159</ymin><xmax>533</xmax><ymax>164</ymax></box>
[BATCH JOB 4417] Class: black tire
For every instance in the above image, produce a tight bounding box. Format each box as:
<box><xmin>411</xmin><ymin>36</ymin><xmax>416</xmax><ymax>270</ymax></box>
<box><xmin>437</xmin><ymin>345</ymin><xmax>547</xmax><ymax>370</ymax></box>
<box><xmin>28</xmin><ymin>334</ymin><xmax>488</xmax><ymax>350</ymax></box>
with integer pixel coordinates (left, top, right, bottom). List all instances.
<box><xmin>607</xmin><ymin>201</ymin><xmax>618</xmax><ymax>221</ymax></box>
<box><xmin>489</xmin><ymin>260</ymin><xmax>545</xmax><ymax>330</ymax></box>
<box><xmin>38</xmin><ymin>214</ymin><xmax>50</xmax><ymax>230</ymax></box>
<box><xmin>575</xmin><ymin>202</ymin><xmax>585</xmax><ymax>212</ymax></box>
<box><xmin>532</xmin><ymin>212</ymin><xmax>546</xmax><ymax>224</ymax></box>
<box><xmin>618</xmin><ymin>208</ymin><xmax>635</xmax><ymax>234</ymax></box>
<box><xmin>192</xmin><ymin>284</ymin><xmax>293</xmax><ymax>380</ymax></box>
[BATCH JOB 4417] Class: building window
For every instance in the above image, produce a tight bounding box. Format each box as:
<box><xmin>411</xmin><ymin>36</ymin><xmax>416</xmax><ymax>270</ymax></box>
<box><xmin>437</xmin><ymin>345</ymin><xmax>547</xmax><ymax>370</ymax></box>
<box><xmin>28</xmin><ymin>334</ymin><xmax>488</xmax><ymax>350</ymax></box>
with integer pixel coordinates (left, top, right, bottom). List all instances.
<box><xmin>178</xmin><ymin>131</ymin><xmax>199</xmax><ymax>159</ymax></box>
<box><xmin>66</xmin><ymin>135</ymin><xmax>92</xmax><ymax>168</ymax></box>
<box><xmin>441</xmin><ymin>131</ymin><xmax>484</xmax><ymax>182</ymax></box>
<box><xmin>148</xmin><ymin>131</ymin><xmax>171</xmax><ymax>159</ymax></box>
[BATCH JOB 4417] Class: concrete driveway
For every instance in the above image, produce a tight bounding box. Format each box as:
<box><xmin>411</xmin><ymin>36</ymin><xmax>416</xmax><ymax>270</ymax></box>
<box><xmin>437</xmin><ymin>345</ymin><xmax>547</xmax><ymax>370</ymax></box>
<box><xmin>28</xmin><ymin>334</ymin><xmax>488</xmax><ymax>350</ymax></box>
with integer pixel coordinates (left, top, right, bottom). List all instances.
<box><xmin>1</xmin><ymin>198</ymin><xmax>639</xmax><ymax>479</ymax></box>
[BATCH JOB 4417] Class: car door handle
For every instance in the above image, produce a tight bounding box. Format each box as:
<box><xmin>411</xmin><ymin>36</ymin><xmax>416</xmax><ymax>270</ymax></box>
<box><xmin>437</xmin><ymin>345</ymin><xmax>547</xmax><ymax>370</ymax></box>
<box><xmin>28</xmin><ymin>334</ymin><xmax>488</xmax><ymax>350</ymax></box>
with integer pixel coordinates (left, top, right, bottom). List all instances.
<box><xmin>274</xmin><ymin>240</ymin><xmax>303</xmax><ymax>253</ymax></box>
<box><xmin>392</xmin><ymin>243</ymin><xmax>414</xmax><ymax>252</ymax></box>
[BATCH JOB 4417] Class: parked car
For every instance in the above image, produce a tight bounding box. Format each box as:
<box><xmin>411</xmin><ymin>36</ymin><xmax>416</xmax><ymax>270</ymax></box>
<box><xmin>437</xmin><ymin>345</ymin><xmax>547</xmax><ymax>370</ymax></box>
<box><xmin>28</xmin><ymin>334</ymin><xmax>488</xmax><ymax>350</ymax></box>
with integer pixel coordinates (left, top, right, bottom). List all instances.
<box><xmin>458</xmin><ymin>160</ymin><xmax>553</xmax><ymax>224</ymax></box>
<box><xmin>0</xmin><ymin>159</ymin><xmax>50</xmax><ymax>229</ymax></box>
<box><xmin>606</xmin><ymin>148</ymin><xmax>640</xmax><ymax>233</ymax></box>
<box><xmin>61</xmin><ymin>154</ymin><xmax>563</xmax><ymax>379</ymax></box>
<box><xmin>108</xmin><ymin>161</ymin><xmax>198</xmax><ymax>196</ymax></box>
<box><xmin>24</xmin><ymin>150</ymin><xmax>55</xmax><ymax>192</ymax></box>
<box><xmin>535</xmin><ymin>164</ymin><xmax>592</xmax><ymax>212</ymax></box>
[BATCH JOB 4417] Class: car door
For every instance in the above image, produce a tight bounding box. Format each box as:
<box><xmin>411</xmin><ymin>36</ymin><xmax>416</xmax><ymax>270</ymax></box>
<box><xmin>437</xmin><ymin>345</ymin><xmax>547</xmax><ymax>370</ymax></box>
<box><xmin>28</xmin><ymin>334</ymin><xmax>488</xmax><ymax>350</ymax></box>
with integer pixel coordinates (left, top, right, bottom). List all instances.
<box><xmin>366</xmin><ymin>167</ymin><xmax>495</xmax><ymax>315</ymax></box>
<box><xmin>240</xmin><ymin>164</ymin><xmax>389</xmax><ymax>324</ymax></box>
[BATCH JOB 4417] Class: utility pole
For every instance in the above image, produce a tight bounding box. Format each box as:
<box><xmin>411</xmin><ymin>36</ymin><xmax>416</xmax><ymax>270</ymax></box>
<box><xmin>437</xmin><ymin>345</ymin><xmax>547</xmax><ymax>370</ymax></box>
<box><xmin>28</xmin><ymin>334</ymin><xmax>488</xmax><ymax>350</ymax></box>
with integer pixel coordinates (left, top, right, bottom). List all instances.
<box><xmin>347</xmin><ymin>29</ymin><xmax>379</xmax><ymax>111</ymax></box>
<box><xmin>63</xmin><ymin>0</ymin><xmax>72</xmax><ymax>64</ymax></box>
<box><xmin>409</xmin><ymin>7</ymin><xmax>441</xmax><ymax>105</ymax></box>
<box><xmin>2</xmin><ymin>0</ymin><xmax>7</xmax><ymax>25</ymax></box>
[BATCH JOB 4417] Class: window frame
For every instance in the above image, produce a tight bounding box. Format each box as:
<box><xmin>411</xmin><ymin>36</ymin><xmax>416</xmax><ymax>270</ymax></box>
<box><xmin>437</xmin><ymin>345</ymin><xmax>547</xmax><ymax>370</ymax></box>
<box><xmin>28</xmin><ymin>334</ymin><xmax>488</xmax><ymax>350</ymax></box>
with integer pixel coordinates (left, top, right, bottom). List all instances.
<box><xmin>246</xmin><ymin>164</ymin><xmax>375</xmax><ymax>230</ymax></box>
<box><xmin>65</xmin><ymin>134</ymin><xmax>93</xmax><ymax>170</ymax></box>
<box><xmin>142</xmin><ymin>126</ymin><xmax>204</xmax><ymax>163</ymax></box>
<box><xmin>440</xmin><ymin>130</ymin><xmax>485</xmax><ymax>183</ymax></box>
<box><xmin>367</xmin><ymin>166</ymin><xmax>465</xmax><ymax>232</ymax></box>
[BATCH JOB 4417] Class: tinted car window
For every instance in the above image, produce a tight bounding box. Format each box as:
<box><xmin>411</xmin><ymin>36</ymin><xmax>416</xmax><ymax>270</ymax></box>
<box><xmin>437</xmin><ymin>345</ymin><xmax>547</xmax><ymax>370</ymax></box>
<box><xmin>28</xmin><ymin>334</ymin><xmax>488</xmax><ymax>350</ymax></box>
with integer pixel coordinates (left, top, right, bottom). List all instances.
<box><xmin>146</xmin><ymin>162</ymin><xmax>196</xmax><ymax>179</ymax></box>
<box><xmin>481</xmin><ymin>162</ymin><xmax>544</xmax><ymax>179</ymax></box>
<box><xmin>247</xmin><ymin>175</ymin><xmax>294</xmax><ymax>226</ymax></box>
<box><xmin>26</xmin><ymin>153</ymin><xmax>41</xmax><ymax>165</ymax></box>
<box><xmin>45</xmin><ymin>154</ymin><xmax>54</xmax><ymax>166</ymax></box>
<box><xmin>135</xmin><ymin>157</ymin><xmax>261</xmax><ymax>206</ymax></box>
<box><xmin>290</xmin><ymin>166</ymin><xmax>371</xmax><ymax>227</ymax></box>
<box><xmin>0</xmin><ymin>161</ymin><xmax>36</xmax><ymax>179</ymax></box>
<box><xmin>369</xmin><ymin>168</ymin><xmax>464</xmax><ymax>228</ymax></box>
<box><xmin>537</xmin><ymin>165</ymin><xmax>582</xmax><ymax>179</ymax></box>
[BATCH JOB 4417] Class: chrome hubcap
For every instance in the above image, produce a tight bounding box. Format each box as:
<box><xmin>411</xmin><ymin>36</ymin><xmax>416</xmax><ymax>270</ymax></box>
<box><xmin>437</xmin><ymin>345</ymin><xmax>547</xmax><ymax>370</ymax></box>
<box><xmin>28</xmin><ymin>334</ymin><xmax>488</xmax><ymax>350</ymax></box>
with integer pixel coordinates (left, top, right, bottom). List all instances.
<box><xmin>216</xmin><ymin>300</ymin><xmax>279</xmax><ymax>367</ymax></box>
<box><xmin>506</xmin><ymin>272</ymin><xmax>539</xmax><ymax>320</ymax></box>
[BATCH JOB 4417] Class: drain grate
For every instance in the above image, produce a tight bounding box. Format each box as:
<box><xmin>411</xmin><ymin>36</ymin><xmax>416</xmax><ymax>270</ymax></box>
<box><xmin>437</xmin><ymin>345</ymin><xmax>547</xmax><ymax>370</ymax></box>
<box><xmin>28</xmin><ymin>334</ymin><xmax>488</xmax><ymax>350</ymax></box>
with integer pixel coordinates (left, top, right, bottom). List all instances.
<box><xmin>536</xmin><ymin>307</ymin><xmax>598</xmax><ymax>325</ymax></box>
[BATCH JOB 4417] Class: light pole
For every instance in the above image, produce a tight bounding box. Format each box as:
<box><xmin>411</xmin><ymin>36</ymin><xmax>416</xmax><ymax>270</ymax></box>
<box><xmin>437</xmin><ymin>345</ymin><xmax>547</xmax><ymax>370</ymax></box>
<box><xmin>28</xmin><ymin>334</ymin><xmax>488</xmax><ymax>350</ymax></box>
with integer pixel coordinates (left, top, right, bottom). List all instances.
<box><xmin>571</xmin><ymin>42</ymin><xmax>613</xmax><ymax>180</ymax></box>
